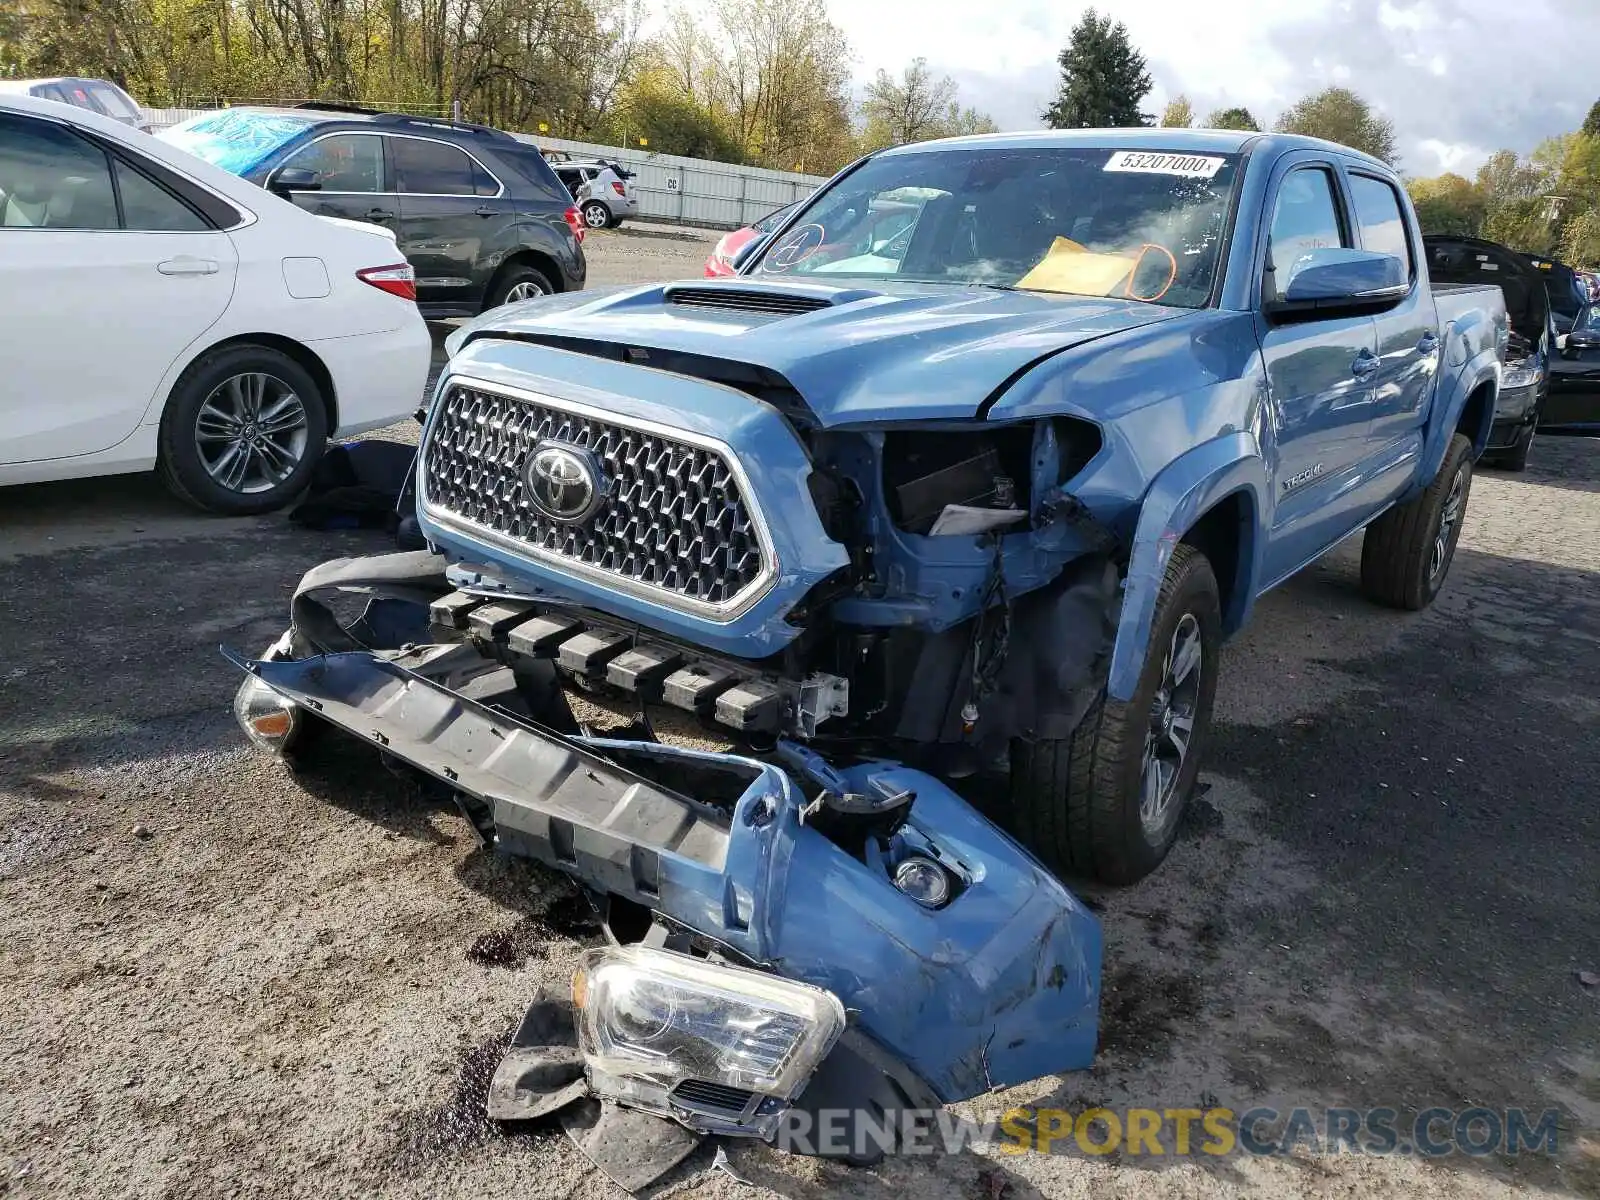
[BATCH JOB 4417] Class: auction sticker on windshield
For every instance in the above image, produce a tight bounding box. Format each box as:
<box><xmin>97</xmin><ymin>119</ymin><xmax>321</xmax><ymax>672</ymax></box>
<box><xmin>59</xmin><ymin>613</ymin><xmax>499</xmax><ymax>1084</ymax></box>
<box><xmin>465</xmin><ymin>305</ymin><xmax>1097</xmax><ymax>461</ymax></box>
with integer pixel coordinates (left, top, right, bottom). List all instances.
<box><xmin>1103</xmin><ymin>151</ymin><xmax>1226</xmax><ymax>178</ymax></box>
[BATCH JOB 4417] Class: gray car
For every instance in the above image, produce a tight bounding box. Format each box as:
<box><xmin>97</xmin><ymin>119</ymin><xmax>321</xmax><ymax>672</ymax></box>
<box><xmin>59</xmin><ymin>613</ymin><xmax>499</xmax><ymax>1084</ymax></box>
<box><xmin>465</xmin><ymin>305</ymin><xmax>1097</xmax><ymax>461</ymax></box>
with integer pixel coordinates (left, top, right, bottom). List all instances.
<box><xmin>553</xmin><ymin>159</ymin><xmax>639</xmax><ymax>228</ymax></box>
<box><xmin>0</xmin><ymin>77</ymin><xmax>151</xmax><ymax>132</ymax></box>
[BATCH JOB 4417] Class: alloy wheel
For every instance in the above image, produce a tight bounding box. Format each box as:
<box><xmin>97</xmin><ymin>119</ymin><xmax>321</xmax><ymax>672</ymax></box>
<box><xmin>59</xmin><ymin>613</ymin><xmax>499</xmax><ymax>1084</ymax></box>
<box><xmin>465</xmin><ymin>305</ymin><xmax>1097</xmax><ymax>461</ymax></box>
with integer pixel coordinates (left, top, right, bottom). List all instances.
<box><xmin>193</xmin><ymin>372</ymin><xmax>309</xmax><ymax>495</ymax></box>
<box><xmin>502</xmin><ymin>280</ymin><xmax>548</xmax><ymax>304</ymax></box>
<box><xmin>1140</xmin><ymin>612</ymin><xmax>1203</xmax><ymax>838</ymax></box>
<box><xmin>1429</xmin><ymin>464</ymin><xmax>1468</xmax><ymax>581</ymax></box>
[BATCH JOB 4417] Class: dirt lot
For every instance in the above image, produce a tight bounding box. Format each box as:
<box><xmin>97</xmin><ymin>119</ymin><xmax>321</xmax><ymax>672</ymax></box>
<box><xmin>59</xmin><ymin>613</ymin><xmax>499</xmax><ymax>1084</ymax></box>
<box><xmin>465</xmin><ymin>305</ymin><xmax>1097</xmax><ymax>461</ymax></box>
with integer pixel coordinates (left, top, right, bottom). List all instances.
<box><xmin>2</xmin><ymin>227</ymin><xmax>1597</xmax><ymax>1200</ymax></box>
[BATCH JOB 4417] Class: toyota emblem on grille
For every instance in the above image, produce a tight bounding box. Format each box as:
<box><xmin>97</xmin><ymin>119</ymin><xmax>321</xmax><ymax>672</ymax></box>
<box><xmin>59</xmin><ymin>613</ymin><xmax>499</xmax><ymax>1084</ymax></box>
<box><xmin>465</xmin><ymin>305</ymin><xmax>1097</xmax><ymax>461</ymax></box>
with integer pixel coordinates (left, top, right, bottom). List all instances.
<box><xmin>523</xmin><ymin>441</ymin><xmax>605</xmax><ymax>524</ymax></box>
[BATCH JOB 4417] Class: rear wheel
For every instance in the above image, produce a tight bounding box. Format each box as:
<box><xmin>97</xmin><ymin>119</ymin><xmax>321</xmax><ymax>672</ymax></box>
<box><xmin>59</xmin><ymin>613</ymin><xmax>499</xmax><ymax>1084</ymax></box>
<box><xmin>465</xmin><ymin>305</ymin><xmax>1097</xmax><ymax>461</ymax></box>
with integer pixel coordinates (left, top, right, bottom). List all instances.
<box><xmin>582</xmin><ymin>200</ymin><xmax>613</xmax><ymax>229</ymax></box>
<box><xmin>486</xmin><ymin>263</ymin><xmax>554</xmax><ymax>310</ymax></box>
<box><xmin>1010</xmin><ymin>544</ymin><xmax>1221</xmax><ymax>885</ymax></box>
<box><xmin>1360</xmin><ymin>432</ymin><xmax>1473</xmax><ymax>610</ymax></box>
<box><xmin>157</xmin><ymin>344</ymin><xmax>327</xmax><ymax>515</ymax></box>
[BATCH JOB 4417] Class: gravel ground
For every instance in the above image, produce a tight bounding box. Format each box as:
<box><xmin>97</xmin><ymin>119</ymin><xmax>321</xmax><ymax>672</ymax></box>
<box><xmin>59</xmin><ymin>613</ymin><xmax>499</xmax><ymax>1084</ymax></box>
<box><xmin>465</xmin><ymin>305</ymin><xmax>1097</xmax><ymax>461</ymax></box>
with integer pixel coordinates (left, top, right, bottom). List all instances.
<box><xmin>1</xmin><ymin>228</ymin><xmax>1597</xmax><ymax>1199</ymax></box>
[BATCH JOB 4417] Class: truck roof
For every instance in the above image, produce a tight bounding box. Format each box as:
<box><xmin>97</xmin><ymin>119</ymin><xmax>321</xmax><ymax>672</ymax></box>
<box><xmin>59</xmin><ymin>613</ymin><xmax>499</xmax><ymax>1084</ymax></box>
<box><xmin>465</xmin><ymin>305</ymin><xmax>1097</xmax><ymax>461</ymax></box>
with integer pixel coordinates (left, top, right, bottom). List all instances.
<box><xmin>887</xmin><ymin>127</ymin><xmax>1392</xmax><ymax>171</ymax></box>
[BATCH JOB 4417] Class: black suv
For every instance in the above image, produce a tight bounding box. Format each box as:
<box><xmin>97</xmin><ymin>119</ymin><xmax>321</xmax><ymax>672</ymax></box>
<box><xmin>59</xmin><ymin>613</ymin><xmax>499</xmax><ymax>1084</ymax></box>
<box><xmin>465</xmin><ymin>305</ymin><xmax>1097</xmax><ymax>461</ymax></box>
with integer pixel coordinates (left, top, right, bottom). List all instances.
<box><xmin>160</xmin><ymin>106</ymin><xmax>586</xmax><ymax>316</ymax></box>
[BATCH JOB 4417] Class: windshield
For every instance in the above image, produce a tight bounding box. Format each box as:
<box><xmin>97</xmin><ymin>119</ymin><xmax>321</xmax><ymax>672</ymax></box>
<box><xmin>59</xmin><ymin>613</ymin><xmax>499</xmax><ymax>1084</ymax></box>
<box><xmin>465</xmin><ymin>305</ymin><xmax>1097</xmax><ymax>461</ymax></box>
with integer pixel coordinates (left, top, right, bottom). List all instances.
<box><xmin>159</xmin><ymin>110</ymin><xmax>315</xmax><ymax>175</ymax></box>
<box><xmin>749</xmin><ymin>146</ymin><xmax>1241</xmax><ymax>307</ymax></box>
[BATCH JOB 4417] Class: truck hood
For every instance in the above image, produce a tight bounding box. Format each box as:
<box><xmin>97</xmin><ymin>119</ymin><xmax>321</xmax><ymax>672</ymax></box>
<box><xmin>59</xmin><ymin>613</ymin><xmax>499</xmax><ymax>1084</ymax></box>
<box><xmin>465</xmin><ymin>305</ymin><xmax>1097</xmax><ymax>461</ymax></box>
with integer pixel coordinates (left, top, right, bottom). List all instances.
<box><xmin>448</xmin><ymin>278</ymin><xmax>1189</xmax><ymax>426</ymax></box>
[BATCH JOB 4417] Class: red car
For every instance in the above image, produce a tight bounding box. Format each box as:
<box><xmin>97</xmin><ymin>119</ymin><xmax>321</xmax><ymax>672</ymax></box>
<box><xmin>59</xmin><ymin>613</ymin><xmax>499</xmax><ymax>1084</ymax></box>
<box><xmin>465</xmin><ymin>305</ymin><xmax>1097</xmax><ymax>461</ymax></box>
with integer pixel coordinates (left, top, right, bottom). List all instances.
<box><xmin>704</xmin><ymin>202</ymin><xmax>798</xmax><ymax>276</ymax></box>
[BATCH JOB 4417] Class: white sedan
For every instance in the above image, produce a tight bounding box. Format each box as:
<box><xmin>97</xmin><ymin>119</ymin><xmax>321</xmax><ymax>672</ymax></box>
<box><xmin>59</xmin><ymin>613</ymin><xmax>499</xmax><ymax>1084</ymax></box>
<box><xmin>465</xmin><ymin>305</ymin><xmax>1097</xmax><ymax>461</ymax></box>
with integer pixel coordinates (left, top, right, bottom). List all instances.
<box><xmin>0</xmin><ymin>93</ymin><xmax>432</xmax><ymax>514</ymax></box>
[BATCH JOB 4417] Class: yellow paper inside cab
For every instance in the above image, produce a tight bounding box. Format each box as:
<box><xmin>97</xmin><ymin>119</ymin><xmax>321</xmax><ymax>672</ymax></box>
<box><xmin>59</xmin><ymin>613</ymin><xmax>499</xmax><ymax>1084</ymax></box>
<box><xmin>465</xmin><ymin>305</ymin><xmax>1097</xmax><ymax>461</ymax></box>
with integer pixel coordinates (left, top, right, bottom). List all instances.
<box><xmin>1016</xmin><ymin>237</ymin><xmax>1135</xmax><ymax>296</ymax></box>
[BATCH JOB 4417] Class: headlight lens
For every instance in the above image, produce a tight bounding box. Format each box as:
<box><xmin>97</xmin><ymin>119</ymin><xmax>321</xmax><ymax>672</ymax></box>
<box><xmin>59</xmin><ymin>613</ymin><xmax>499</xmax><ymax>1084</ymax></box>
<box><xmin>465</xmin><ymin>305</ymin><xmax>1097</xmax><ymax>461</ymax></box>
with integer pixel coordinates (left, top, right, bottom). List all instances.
<box><xmin>232</xmin><ymin>673</ymin><xmax>301</xmax><ymax>750</ymax></box>
<box><xmin>1502</xmin><ymin>358</ymin><xmax>1542</xmax><ymax>390</ymax></box>
<box><xmin>231</xmin><ymin>631</ymin><xmax>303</xmax><ymax>751</ymax></box>
<box><xmin>573</xmin><ymin>946</ymin><xmax>845</xmax><ymax>1098</ymax></box>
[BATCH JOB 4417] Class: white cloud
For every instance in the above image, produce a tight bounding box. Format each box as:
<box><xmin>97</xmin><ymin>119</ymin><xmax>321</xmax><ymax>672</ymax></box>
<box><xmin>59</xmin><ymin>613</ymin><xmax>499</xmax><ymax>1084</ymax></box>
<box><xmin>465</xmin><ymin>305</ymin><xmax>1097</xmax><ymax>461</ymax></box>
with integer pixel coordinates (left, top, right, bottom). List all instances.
<box><xmin>822</xmin><ymin>0</ymin><xmax>1600</xmax><ymax>176</ymax></box>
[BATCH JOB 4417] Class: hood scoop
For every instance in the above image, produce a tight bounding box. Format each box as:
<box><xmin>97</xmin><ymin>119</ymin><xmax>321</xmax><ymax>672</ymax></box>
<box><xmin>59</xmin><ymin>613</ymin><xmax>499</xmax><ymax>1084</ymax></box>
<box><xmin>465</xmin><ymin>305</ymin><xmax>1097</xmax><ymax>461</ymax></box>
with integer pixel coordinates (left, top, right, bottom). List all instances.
<box><xmin>663</xmin><ymin>285</ymin><xmax>836</xmax><ymax>316</ymax></box>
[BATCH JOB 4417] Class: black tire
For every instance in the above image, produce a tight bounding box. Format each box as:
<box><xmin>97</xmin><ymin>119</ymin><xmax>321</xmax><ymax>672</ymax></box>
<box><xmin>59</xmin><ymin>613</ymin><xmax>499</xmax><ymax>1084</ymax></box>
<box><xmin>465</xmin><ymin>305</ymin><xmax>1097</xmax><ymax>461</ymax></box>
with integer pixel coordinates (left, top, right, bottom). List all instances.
<box><xmin>1359</xmin><ymin>432</ymin><xmax>1473</xmax><ymax>610</ymax></box>
<box><xmin>581</xmin><ymin>200</ymin><xmax>613</xmax><ymax>229</ymax></box>
<box><xmin>485</xmin><ymin>263</ymin><xmax>554</xmax><ymax>310</ymax></box>
<box><xmin>1010</xmin><ymin>544</ymin><xmax>1222</xmax><ymax>886</ymax></box>
<box><xmin>1482</xmin><ymin>422</ymin><xmax>1534</xmax><ymax>472</ymax></box>
<box><xmin>156</xmin><ymin>344</ymin><xmax>328</xmax><ymax>516</ymax></box>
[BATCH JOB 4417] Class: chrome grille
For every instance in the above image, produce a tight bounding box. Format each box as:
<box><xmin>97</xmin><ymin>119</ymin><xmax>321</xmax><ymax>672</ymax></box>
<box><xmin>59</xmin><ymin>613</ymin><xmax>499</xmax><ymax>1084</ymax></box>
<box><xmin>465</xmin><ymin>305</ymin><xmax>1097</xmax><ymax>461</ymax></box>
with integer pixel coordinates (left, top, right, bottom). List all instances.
<box><xmin>421</xmin><ymin>382</ymin><xmax>770</xmax><ymax>611</ymax></box>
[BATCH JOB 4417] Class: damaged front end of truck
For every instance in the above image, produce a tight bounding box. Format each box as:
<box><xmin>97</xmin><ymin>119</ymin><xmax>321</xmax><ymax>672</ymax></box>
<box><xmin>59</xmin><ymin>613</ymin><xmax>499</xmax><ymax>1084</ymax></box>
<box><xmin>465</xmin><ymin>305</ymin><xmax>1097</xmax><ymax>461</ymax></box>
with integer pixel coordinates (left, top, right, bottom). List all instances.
<box><xmin>221</xmin><ymin>272</ymin><xmax>1162</xmax><ymax>1182</ymax></box>
<box><xmin>226</xmin><ymin>549</ymin><xmax>1102</xmax><ymax>1184</ymax></box>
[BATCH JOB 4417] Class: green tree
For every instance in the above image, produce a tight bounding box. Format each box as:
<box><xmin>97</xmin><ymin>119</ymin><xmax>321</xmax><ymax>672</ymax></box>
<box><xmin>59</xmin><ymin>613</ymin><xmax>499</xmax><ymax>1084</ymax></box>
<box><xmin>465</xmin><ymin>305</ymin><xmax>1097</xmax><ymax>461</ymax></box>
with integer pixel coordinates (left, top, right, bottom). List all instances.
<box><xmin>1406</xmin><ymin>173</ymin><xmax>1487</xmax><ymax>236</ymax></box>
<box><xmin>1160</xmin><ymin>94</ymin><xmax>1193</xmax><ymax>128</ymax></box>
<box><xmin>943</xmin><ymin>105</ymin><xmax>999</xmax><ymax>137</ymax></box>
<box><xmin>1483</xmin><ymin>197</ymin><xmax>1558</xmax><ymax>255</ymax></box>
<box><xmin>701</xmin><ymin>0</ymin><xmax>857</xmax><ymax>172</ymax></box>
<box><xmin>611</xmin><ymin>67</ymin><xmax>745</xmax><ymax>160</ymax></box>
<box><xmin>1041</xmin><ymin>8</ymin><xmax>1152</xmax><ymax>129</ymax></box>
<box><xmin>1559</xmin><ymin>207</ymin><xmax>1600</xmax><ymax>268</ymax></box>
<box><xmin>1473</xmin><ymin>147</ymin><xmax>1556</xmax><ymax>253</ymax></box>
<box><xmin>859</xmin><ymin>58</ymin><xmax>958</xmax><ymax>149</ymax></box>
<box><xmin>1476</xmin><ymin>148</ymin><xmax>1544</xmax><ymax>207</ymax></box>
<box><xmin>1204</xmin><ymin>106</ymin><xmax>1260</xmax><ymax>131</ymax></box>
<box><xmin>859</xmin><ymin>58</ymin><xmax>997</xmax><ymax>150</ymax></box>
<box><xmin>1275</xmin><ymin>87</ymin><xmax>1397</xmax><ymax>162</ymax></box>
<box><xmin>1583</xmin><ymin>99</ymin><xmax>1600</xmax><ymax>140</ymax></box>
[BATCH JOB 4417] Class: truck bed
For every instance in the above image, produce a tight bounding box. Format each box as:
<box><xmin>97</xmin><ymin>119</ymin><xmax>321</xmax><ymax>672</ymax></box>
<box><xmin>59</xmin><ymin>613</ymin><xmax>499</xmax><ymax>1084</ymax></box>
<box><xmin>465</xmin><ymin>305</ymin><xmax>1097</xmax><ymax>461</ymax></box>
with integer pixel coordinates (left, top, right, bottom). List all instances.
<box><xmin>1432</xmin><ymin>282</ymin><xmax>1510</xmax><ymax>360</ymax></box>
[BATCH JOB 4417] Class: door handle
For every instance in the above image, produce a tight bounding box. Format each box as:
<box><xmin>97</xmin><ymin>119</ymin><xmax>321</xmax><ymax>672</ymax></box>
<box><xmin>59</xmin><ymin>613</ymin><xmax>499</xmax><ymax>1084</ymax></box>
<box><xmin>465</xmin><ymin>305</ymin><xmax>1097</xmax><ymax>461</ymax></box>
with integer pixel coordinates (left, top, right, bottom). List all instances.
<box><xmin>1417</xmin><ymin>332</ymin><xmax>1440</xmax><ymax>355</ymax></box>
<box><xmin>474</xmin><ymin>205</ymin><xmax>496</xmax><ymax>217</ymax></box>
<box><xmin>157</xmin><ymin>257</ymin><xmax>219</xmax><ymax>275</ymax></box>
<box><xmin>366</xmin><ymin>207</ymin><xmax>395</xmax><ymax>221</ymax></box>
<box><xmin>1351</xmin><ymin>349</ymin><xmax>1381</xmax><ymax>378</ymax></box>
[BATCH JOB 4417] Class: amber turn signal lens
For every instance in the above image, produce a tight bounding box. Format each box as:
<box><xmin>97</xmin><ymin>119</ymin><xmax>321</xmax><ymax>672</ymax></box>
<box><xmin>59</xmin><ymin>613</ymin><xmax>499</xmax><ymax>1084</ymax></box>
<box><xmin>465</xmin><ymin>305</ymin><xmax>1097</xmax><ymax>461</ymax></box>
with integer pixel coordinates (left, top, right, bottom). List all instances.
<box><xmin>250</xmin><ymin>710</ymin><xmax>294</xmax><ymax>739</ymax></box>
<box><xmin>571</xmin><ymin>967</ymin><xmax>588</xmax><ymax>1012</ymax></box>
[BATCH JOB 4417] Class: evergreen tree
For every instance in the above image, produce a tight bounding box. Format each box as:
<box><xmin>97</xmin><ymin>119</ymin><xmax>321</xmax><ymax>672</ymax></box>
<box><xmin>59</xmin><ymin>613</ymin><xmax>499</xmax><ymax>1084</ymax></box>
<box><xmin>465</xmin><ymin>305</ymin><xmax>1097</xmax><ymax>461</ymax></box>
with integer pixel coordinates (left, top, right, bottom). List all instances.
<box><xmin>1041</xmin><ymin>9</ymin><xmax>1152</xmax><ymax>129</ymax></box>
<box><xmin>1582</xmin><ymin>99</ymin><xmax>1600</xmax><ymax>140</ymax></box>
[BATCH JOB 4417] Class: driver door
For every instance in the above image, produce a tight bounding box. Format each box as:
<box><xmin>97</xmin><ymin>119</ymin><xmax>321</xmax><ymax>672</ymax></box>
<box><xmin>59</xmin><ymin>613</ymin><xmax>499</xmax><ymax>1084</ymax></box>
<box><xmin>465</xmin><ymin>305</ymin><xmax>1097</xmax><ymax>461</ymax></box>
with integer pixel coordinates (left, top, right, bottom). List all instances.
<box><xmin>1256</xmin><ymin>161</ymin><xmax>1380</xmax><ymax>585</ymax></box>
<box><xmin>269</xmin><ymin>131</ymin><xmax>398</xmax><ymax>237</ymax></box>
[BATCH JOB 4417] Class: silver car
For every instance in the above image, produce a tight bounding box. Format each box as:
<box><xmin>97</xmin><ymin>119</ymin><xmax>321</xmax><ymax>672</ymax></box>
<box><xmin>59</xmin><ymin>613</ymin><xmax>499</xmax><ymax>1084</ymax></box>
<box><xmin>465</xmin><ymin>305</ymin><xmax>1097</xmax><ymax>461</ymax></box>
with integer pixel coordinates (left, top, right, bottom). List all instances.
<box><xmin>0</xmin><ymin>77</ymin><xmax>151</xmax><ymax>132</ymax></box>
<box><xmin>553</xmin><ymin>159</ymin><xmax>639</xmax><ymax>229</ymax></box>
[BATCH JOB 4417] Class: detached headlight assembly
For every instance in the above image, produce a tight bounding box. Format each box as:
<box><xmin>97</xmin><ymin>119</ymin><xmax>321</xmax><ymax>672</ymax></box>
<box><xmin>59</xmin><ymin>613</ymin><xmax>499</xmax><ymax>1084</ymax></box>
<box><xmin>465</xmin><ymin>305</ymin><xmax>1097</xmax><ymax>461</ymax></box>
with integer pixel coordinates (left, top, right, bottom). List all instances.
<box><xmin>231</xmin><ymin>631</ymin><xmax>303</xmax><ymax>752</ymax></box>
<box><xmin>1502</xmin><ymin>358</ymin><xmax>1542</xmax><ymax>390</ymax></box>
<box><xmin>573</xmin><ymin>946</ymin><xmax>845</xmax><ymax>1133</ymax></box>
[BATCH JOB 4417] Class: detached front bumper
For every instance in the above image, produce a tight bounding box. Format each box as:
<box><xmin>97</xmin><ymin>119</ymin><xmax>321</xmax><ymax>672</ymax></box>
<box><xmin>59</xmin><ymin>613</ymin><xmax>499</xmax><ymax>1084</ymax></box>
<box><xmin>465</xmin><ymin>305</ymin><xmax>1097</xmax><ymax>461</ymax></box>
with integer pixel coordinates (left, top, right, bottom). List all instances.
<box><xmin>232</xmin><ymin>643</ymin><xmax>1101</xmax><ymax>1103</ymax></box>
<box><xmin>226</xmin><ymin>550</ymin><xmax>1101</xmax><ymax>1170</ymax></box>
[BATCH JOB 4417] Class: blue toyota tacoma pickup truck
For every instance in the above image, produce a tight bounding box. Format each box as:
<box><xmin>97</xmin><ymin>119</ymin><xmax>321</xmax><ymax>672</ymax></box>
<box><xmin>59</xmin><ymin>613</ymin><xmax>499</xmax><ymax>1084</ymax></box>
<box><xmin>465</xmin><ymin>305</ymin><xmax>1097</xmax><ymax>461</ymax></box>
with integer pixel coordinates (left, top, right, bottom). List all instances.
<box><xmin>229</xmin><ymin>129</ymin><xmax>1506</xmax><ymax>1172</ymax></box>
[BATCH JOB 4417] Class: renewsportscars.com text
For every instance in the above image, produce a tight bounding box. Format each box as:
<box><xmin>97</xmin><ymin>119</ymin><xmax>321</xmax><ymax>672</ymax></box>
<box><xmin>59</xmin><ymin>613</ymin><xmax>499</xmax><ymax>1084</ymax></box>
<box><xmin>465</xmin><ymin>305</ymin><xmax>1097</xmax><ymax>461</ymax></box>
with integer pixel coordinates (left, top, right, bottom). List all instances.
<box><xmin>771</xmin><ymin>1105</ymin><xmax>1562</xmax><ymax>1159</ymax></box>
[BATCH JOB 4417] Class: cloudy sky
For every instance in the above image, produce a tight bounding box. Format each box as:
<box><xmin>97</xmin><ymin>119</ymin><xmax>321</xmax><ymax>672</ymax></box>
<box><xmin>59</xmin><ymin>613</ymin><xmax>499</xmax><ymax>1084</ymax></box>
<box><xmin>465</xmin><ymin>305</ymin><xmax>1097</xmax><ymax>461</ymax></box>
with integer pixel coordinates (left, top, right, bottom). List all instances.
<box><xmin>825</xmin><ymin>0</ymin><xmax>1600</xmax><ymax>177</ymax></box>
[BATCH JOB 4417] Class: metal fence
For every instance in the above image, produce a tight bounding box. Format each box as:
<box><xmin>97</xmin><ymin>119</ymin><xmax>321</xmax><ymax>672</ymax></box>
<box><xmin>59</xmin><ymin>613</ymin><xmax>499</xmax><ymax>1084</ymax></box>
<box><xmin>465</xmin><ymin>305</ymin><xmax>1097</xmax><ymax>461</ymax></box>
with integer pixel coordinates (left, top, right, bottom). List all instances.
<box><xmin>142</xmin><ymin>108</ymin><xmax>828</xmax><ymax>231</ymax></box>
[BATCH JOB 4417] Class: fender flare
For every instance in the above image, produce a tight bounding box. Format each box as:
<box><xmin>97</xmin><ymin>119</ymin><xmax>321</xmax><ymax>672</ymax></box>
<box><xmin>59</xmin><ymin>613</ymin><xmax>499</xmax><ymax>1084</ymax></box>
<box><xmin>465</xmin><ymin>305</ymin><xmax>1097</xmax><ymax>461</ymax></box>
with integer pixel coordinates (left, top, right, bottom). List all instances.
<box><xmin>1107</xmin><ymin>432</ymin><xmax>1268</xmax><ymax>702</ymax></box>
<box><xmin>1418</xmin><ymin>349</ymin><xmax>1499</xmax><ymax>488</ymax></box>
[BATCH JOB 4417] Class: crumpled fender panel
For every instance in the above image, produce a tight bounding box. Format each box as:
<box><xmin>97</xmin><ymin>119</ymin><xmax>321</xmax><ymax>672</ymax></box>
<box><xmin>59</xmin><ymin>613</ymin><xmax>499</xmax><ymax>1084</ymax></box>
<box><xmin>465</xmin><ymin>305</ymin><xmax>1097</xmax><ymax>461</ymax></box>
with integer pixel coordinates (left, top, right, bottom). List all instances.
<box><xmin>236</xmin><ymin>649</ymin><xmax>1101</xmax><ymax>1101</ymax></box>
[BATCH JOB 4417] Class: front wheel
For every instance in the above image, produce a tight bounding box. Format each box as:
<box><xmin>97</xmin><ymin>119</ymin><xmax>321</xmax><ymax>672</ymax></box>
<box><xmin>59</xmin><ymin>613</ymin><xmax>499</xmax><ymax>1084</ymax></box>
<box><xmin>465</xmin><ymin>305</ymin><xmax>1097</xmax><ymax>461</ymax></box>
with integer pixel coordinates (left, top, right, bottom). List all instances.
<box><xmin>1360</xmin><ymin>432</ymin><xmax>1473</xmax><ymax>610</ymax></box>
<box><xmin>1010</xmin><ymin>544</ymin><xmax>1221</xmax><ymax>885</ymax></box>
<box><xmin>156</xmin><ymin>344</ymin><xmax>328</xmax><ymax>515</ymax></box>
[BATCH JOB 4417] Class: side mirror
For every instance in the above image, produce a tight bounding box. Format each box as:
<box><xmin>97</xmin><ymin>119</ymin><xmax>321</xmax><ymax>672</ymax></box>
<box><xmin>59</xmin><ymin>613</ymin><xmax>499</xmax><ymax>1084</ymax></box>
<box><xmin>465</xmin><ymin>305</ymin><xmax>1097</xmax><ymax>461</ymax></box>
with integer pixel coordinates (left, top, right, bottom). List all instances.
<box><xmin>267</xmin><ymin>166</ymin><xmax>322</xmax><ymax>198</ymax></box>
<box><xmin>1566</xmin><ymin>326</ymin><xmax>1600</xmax><ymax>352</ymax></box>
<box><xmin>1268</xmin><ymin>247</ymin><xmax>1408</xmax><ymax>319</ymax></box>
<box><xmin>730</xmin><ymin>234</ymin><xmax>771</xmax><ymax>272</ymax></box>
